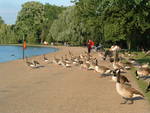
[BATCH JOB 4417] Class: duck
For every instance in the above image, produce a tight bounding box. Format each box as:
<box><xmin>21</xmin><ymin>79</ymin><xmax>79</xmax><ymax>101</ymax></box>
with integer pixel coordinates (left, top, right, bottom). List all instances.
<box><xmin>115</xmin><ymin>73</ymin><xmax>144</xmax><ymax>104</ymax></box>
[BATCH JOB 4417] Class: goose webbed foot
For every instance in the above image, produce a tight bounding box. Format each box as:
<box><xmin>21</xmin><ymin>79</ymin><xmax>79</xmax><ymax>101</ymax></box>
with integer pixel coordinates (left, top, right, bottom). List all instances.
<box><xmin>128</xmin><ymin>100</ymin><xmax>133</xmax><ymax>104</ymax></box>
<box><xmin>145</xmin><ymin>89</ymin><xmax>150</xmax><ymax>93</ymax></box>
<box><xmin>145</xmin><ymin>85</ymin><xmax>150</xmax><ymax>93</ymax></box>
<box><xmin>120</xmin><ymin>98</ymin><xmax>128</xmax><ymax>104</ymax></box>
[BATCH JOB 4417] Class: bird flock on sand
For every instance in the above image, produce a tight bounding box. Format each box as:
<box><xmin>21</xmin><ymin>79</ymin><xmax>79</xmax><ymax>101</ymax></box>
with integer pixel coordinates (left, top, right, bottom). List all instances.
<box><xmin>25</xmin><ymin>45</ymin><xmax>150</xmax><ymax>104</ymax></box>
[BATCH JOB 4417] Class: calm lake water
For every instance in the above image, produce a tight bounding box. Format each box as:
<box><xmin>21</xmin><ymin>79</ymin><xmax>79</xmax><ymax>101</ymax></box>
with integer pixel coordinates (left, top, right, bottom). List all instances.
<box><xmin>0</xmin><ymin>45</ymin><xmax>58</xmax><ymax>63</ymax></box>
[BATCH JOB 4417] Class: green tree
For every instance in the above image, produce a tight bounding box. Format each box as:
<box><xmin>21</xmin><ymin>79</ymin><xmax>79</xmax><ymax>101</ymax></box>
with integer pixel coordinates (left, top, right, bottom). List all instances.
<box><xmin>0</xmin><ymin>16</ymin><xmax>4</xmax><ymax>25</ymax></box>
<box><xmin>15</xmin><ymin>1</ymin><xmax>45</xmax><ymax>43</ymax></box>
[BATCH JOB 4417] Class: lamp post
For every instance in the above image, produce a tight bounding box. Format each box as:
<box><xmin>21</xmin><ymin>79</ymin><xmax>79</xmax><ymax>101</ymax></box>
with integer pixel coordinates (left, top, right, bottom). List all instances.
<box><xmin>22</xmin><ymin>34</ymin><xmax>27</xmax><ymax>59</ymax></box>
<box><xmin>22</xmin><ymin>35</ymin><xmax>25</xmax><ymax>59</ymax></box>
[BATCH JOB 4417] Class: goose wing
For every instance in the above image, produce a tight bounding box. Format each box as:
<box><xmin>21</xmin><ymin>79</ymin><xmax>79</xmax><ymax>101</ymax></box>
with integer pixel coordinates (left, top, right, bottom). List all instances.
<box><xmin>124</xmin><ymin>86</ymin><xmax>144</xmax><ymax>97</ymax></box>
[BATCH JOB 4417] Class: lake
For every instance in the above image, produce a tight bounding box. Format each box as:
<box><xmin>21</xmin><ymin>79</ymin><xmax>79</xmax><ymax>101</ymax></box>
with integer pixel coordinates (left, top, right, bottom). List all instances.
<box><xmin>0</xmin><ymin>45</ymin><xmax>58</xmax><ymax>63</ymax></box>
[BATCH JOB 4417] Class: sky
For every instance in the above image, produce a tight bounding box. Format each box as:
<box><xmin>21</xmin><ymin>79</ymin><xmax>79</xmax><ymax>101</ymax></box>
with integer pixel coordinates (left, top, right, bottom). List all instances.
<box><xmin>0</xmin><ymin>0</ymin><xmax>73</xmax><ymax>24</ymax></box>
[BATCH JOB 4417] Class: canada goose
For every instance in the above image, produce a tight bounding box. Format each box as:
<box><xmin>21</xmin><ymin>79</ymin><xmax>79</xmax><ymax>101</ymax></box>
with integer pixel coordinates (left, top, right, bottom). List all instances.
<box><xmin>145</xmin><ymin>50</ymin><xmax>150</xmax><ymax>56</ymax></box>
<box><xmin>72</xmin><ymin>60</ymin><xmax>79</xmax><ymax>65</ymax></box>
<box><xmin>69</xmin><ymin>50</ymin><xmax>73</xmax><ymax>56</ymax></box>
<box><xmin>79</xmin><ymin>54</ymin><xmax>84</xmax><ymax>59</ymax></box>
<box><xmin>110</xmin><ymin>45</ymin><xmax>121</xmax><ymax>51</ymax></box>
<box><xmin>71</xmin><ymin>56</ymin><xmax>80</xmax><ymax>65</ymax></box>
<box><xmin>74</xmin><ymin>56</ymin><xmax>80</xmax><ymax>62</ymax></box>
<box><xmin>112</xmin><ymin>69</ymin><xmax>130</xmax><ymax>84</ymax></box>
<box><xmin>103</xmin><ymin>50</ymin><xmax>113</xmax><ymax>60</ymax></box>
<box><xmin>64</xmin><ymin>55</ymin><xmax>71</xmax><ymax>64</ymax></box>
<box><xmin>117</xmin><ymin>61</ymin><xmax>132</xmax><ymax>70</ymax></box>
<box><xmin>135</xmin><ymin>68</ymin><xmax>150</xmax><ymax>80</ymax></box>
<box><xmin>32</xmin><ymin>60</ymin><xmax>40</xmax><ymax>68</ymax></box>
<box><xmin>80</xmin><ymin>60</ymin><xmax>90</xmax><ymax>70</ymax></box>
<box><xmin>26</xmin><ymin>59</ymin><xmax>40</xmax><ymax>68</ymax></box>
<box><xmin>52</xmin><ymin>56</ymin><xmax>60</xmax><ymax>64</ymax></box>
<box><xmin>116</xmin><ymin>73</ymin><xmax>144</xmax><ymax>104</ymax></box>
<box><xmin>124</xmin><ymin>62</ymin><xmax>133</xmax><ymax>70</ymax></box>
<box><xmin>65</xmin><ymin>62</ymin><xmax>71</xmax><ymax>68</ymax></box>
<box><xmin>43</xmin><ymin>54</ymin><xmax>48</xmax><ymax>62</ymax></box>
<box><xmin>88</xmin><ymin>58</ymin><xmax>97</xmax><ymax>70</ymax></box>
<box><xmin>94</xmin><ymin>60</ymin><xmax>111</xmax><ymax>75</ymax></box>
<box><xmin>109</xmin><ymin>57</ymin><xmax>114</xmax><ymax>63</ymax></box>
<box><xmin>33</xmin><ymin>60</ymin><xmax>40</xmax><ymax>65</ymax></box>
<box><xmin>136</xmin><ymin>68</ymin><xmax>150</xmax><ymax>93</ymax></box>
<box><xmin>58</xmin><ymin>57</ymin><xmax>71</xmax><ymax>68</ymax></box>
<box><xmin>128</xmin><ymin>58</ymin><xmax>137</xmax><ymax>64</ymax></box>
<box><xmin>25</xmin><ymin>57</ymin><xmax>33</xmax><ymax>66</ymax></box>
<box><xmin>58</xmin><ymin>57</ymin><xmax>65</xmax><ymax>65</ymax></box>
<box><xmin>141</xmin><ymin>63</ymin><xmax>149</xmax><ymax>68</ymax></box>
<box><xmin>112</xmin><ymin>62</ymin><xmax>124</xmax><ymax>71</ymax></box>
<box><xmin>25</xmin><ymin>57</ymin><xmax>40</xmax><ymax>68</ymax></box>
<box><xmin>98</xmin><ymin>51</ymin><xmax>105</xmax><ymax>60</ymax></box>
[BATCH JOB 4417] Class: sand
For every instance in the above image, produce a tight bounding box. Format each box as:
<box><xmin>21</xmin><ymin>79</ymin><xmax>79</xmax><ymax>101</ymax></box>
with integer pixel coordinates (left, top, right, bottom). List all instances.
<box><xmin>0</xmin><ymin>46</ymin><xmax>149</xmax><ymax>113</ymax></box>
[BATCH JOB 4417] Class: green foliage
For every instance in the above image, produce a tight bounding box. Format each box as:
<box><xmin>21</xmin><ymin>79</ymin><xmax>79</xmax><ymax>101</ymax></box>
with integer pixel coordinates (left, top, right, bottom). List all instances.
<box><xmin>15</xmin><ymin>1</ymin><xmax>45</xmax><ymax>43</ymax></box>
<box><xmin>0</xmin><ymin>16</ymin><xmax>4</xmax><ymax>25</ymax></box>
<box><xmin>0</xmin><ymin>0</ymin><xmax>150</xmax><ymax>50</ymax></box>
<box><xmin>47</xmin><ymin>6</ymin><xmax>81</xmax><ymax>45</ymax></box>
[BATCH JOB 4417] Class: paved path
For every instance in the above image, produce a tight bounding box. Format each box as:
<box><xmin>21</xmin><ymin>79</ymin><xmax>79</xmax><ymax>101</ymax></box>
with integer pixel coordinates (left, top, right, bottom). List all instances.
<box><xmin>0</xmin><ymin>46</ymin><xmax>149</xmax><ymax>113</ymax></box>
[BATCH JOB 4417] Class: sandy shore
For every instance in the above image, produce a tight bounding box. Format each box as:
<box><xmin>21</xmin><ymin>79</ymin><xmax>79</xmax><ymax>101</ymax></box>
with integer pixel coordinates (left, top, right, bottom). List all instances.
<box><xmin>0</xmin><ymin>46</ymin><xmax>149</xmax><ymax>113</ymax></box>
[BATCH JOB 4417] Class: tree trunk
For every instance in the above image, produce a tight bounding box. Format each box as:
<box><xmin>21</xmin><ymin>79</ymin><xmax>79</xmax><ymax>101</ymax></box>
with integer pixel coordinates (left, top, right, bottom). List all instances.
<box><xmin>127</xmin><ymin>39</ymin><xmax>131</xmax><ymax>50</ymax></box>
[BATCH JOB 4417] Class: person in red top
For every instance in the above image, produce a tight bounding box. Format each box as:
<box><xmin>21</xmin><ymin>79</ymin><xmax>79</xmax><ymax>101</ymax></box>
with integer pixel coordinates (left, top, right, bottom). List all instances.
<box><xmin>87</xmin><ymin>40</ymin><xmax>94</xmax><ymax>54</ymax></box>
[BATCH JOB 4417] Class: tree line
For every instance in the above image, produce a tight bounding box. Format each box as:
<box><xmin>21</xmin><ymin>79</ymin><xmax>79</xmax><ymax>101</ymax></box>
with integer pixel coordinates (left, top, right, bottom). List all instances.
<box><xmin>0</xmin><ymin>0</ymin><xmax>150</xmax><ymax>50</ymax></box>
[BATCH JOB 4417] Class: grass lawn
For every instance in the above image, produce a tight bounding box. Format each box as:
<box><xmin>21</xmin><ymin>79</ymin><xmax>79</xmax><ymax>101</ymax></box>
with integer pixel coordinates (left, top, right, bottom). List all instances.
<box><xmin>130</xmin><ymin>52</ymin><xmax>150</xmax><ymax>103</ymax></box>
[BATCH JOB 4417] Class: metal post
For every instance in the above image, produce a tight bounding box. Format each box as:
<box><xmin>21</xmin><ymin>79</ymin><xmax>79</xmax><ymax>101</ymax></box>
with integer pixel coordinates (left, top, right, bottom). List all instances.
<box><xmin>23</xmin><ymin>35</ymin><xmax>24</xmax><ymax>59</ymax></box>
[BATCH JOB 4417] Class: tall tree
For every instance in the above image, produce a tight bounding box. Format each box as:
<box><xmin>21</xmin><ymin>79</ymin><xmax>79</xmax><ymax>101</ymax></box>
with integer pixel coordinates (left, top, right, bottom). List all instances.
<box><xmin>15</xmin><ymin>1</ymin><xmax>45</xmax><ymax>43</ymax></box>
<box><xmin>0</xmin><ymin>16</ymin><xmax>4</xmax><ymax>25</ymax></box>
